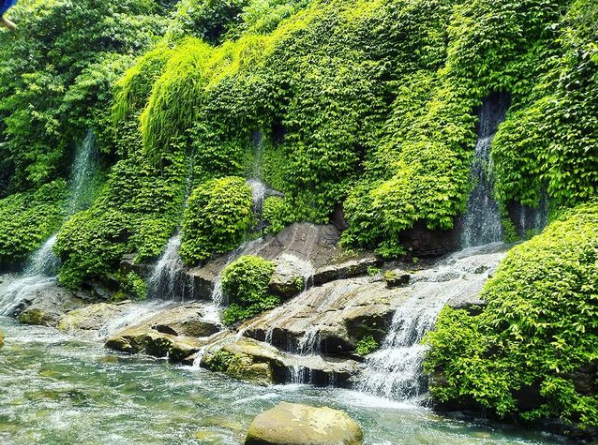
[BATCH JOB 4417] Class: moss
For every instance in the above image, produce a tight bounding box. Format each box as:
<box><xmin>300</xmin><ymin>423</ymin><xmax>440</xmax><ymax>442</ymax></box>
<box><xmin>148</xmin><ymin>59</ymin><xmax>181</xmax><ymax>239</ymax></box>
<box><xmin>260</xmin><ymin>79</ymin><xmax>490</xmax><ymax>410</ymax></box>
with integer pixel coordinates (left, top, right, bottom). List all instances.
<box><xmin>180</xmin><ymin>177</ymin><xmax>254</xmax><ymax>265</ymax></box>
<box><xmin>424</xmin><ymin>201</ymin><xmax>598</xmax><ymax>427</ymax></box>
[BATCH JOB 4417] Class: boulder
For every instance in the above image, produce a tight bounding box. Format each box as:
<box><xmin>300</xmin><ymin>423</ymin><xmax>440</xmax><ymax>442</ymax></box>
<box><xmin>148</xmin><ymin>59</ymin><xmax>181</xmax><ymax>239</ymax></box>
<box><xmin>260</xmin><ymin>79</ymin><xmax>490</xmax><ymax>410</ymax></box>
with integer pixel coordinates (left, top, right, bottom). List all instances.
<box><xmin>106</xmin><ymin>328</ymin><xmax>203</xmax><ymax>362</ymax></box>
<box><xmin>383</xmin><ymin>270</ymin><xmax>411</xmax><ymax>288</ymax></box>
<box><xmin>242</xmin><ymin>277</ymin><xmax>409</xmax><ymax>355</ymax></box>
<box><xmin>104</xmin><ymin>302</ymin><xmax>222</xmax><ymax>361</ymax></box>
<box><xmin>244</xmin><ymin>402</ymin><xmax>363</xmax><ymax>445</ymax></box>
<box><xmin>198</xmin><ymin>333</ymin><xmax>361</xmax><ymax>386</ymax></box>
<box><xmin>58</xmin><ymin>302</ymin><xmax>130</xmax><ymax>332</ymax></box>
<box><xmin>312</xmin><ymin>254</ymin><xmax>382</xmax><ymax>286</ymax></box>
<box><xmin>187</xmin><ymin>255</ymin><xmax>229</xmax><ymax>300</ymax></box>
<box><xmin>13</xmin><ymin>281</ymin><xmax>91</xmax><ymax>327</ymax></box>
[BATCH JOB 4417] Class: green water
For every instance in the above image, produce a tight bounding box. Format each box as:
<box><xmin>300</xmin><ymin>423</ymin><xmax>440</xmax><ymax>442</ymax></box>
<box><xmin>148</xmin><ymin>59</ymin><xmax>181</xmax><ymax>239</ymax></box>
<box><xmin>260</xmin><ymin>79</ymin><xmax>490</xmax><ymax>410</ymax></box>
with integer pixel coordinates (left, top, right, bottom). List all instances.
<box><xmin>0</xmin><ymin>317</ymin><xmax>565</xmax><ymax>445</ymax></box>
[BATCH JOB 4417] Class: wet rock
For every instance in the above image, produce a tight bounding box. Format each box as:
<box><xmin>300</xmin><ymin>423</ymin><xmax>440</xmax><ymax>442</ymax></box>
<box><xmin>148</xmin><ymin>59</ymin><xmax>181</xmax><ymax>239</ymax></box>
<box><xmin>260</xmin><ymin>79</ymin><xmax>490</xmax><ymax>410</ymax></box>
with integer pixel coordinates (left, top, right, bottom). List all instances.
<box><xmin>446</xmin><ymin>296</ymin><xmax>487</xmax><ymax>315</ymax></box>
<box><xmin>104</xmin><ymin>302</ymin><xmax>221</xmax><ymax>362</ymax></box>
<box><xmin>267</xmin><ymin>258</ymin><xmax>305</xmax><ymax>300</ymax></box>
<box><xmin>187</xmin><ymin>255</ymin><xmax>229</xmax><ymax>300</ymax></box>
<box><xmin>198</xmin><ymin>333</ymin><xmax>361</xmax><ymax>386</ymax></box>
<box><xmin>16</xmin><ymin>285</ymin><xmax>90</xmax><ymax>327</ymax></box>
<box><xmin>119</xmin><ymin>254</ymin><xmax>154</xmax><ymax>280</ymax></box>
<box><xmin>244</xmin><ymin>402</ymin><xmax>363</xmax><ymax>445</ymax></box>
<box><xmin>400</xmin><ymin>220</ymin><xmax>460</xmax><ymax>257</ymax></box>
<box><xmin>312</xmin><ymin>254</ymin><xmax>382</xmax><ymax>286</ymax></box>
<box><xmin>242</xmin><ymin>277</ymin><xmax>408</xmax><ymax>355</ymax></box>
<box><xmin>58</xmin><ymin>302</ymin><xmax>129</xmax><ymax>331</ymax></box>
<box><xmin>106</xmin><ymin>328</ymin><xmax>203</xmax><ymax>362</ymax></box>
<box><xmin>384</xmin><ymin>270</ymin><xmax>411</xmax><ymax>288</ymax></box>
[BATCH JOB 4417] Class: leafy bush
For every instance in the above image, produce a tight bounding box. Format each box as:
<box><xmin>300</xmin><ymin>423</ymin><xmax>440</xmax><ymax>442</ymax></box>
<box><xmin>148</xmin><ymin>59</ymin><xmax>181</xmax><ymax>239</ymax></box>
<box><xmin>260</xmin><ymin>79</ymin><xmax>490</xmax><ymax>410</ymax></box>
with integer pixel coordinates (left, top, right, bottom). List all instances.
<box><xmin>356</xmin><ymin>335</ymin><xmax>379</xmax><ymax>356</ymax></box>
<box><xmin>424</xmin><ymin>201</ymin><xmax>598</xmax><ymax>427</ymax></box>
<box><xmin>180</xmin><ymin>177</ymin><xmax>254</xmax><ymax>265</ymax></box>
<box><xmin>220</xmin><ymin>255</ymin><xmax>278</xmax><ymax>326</ymax></box>
<box><xmin>119</xmin><ymin>271</ymin><xmax>148</xmax><ymax>300</ymax></box>
<box><xmin>0</xmin><ymin>180</ymin><xmax>67</xmax><ymax>264</ymax></box>
<box><xmin>0</xmin><ymin>0</ymin><xmax>168</xmax><ymax>191</ymax></box>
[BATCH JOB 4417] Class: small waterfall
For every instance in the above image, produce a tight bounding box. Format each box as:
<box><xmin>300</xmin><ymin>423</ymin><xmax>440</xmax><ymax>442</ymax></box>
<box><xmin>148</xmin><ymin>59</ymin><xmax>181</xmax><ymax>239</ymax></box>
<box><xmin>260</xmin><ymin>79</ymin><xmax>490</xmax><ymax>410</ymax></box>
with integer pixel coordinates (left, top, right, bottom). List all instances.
<box><xmin>68</xmin><ymin>129</ymin><xmax>99</xmax><ymax>214</ymax></box>
<box><xmin>147</xmin><ymin>234</ymin><xmax>194</xmax><ymax>301</ymax></box>
<box><xmin>357</xmin><ymin>244</ymin><xmax>507</xmax><ymax>401</ymax></box>
<box><xmin>510</xmin><ymin>192</ymin><xmax>549</xmax><ymax>239</ymax></box>
<box><xmin>248</xmin><ymin>179</ymin><xmax>267</xmax><ymax>230</ymax></box>
<box><xmin>0</xmin><ymin>131</ymin><xmax>99</xmax><ymax>316</ymax></box>
<box><xmin>25</xmin><ymin>235</ymin><xmax>60</xmax><ymax>276</ymax></box>
<box><xmin>461</xmin><ymin>94</ymin><xmax>510</xmax><ymax>248</ymax></box>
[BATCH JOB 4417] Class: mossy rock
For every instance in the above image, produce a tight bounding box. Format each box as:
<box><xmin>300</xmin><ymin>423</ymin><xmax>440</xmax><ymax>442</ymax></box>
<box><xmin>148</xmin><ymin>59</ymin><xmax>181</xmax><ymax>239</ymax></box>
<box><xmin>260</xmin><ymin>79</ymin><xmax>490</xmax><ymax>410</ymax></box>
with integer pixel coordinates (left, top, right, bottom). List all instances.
<box><xmin>245</xmin><ymin>402</ymin><xmax>363</xmax><ymax>445</ymax></box>
<box><xmin>0</xmin><ymin>330</ymin><xmax>4</xmax><ymax>348</ymax></box>
<box><xmin>18</xmin><ymin>309</ymin><xmax>53</xmax><ymax>326</ymax></box>
<box><xmin>203</xmin><ymin>348</ymin><xmax>274</xmax><ymax>386</ymax></box>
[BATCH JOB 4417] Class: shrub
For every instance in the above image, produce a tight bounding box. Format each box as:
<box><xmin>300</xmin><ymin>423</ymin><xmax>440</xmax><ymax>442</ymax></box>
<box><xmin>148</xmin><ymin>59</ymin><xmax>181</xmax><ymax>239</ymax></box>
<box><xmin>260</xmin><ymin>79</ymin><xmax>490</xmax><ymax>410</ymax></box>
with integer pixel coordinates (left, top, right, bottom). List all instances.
<box><xmin>120</xmin><ymin>271</ymin><xmax>148</xmax><ymax>300</ymax></box>
<box><xmin>424</xmin><ymin>201</ymin><xmax>598</xmax><ymax>427</ymax></box>
<box><xmin>180</xmin><ymin>177</ymin><xmax>254</xmax><ymax>265</ymax></box>
<box><xmin>220</xmin><ymin>255</ymin><xmax>278</xmax><ymax>326</ymax></box>
<box><xmin>0</xmin><ymin>180</ymin><xmax>67</xmax><ymax>264</ymax></box>
<box><xmin>356</xmin><ymin>335</ymin><xmax>379</xmax><ymax>356</ymax></box>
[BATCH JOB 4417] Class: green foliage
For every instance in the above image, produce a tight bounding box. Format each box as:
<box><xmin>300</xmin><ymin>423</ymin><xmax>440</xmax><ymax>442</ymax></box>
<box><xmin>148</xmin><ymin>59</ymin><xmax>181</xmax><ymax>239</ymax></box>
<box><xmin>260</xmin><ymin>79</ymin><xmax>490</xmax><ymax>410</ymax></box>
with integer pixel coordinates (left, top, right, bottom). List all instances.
<box><xmin>262</xmin><ymin>196</ymin><xmax>290</xmax><ymax>234</ymax></box>
<box><xmin>180</xmin><ymin>177</ymin><xmax>254</xmax><ymax>265</ymax></box>
<box><xmin>0</xmin><ymin>181</ymin><xmax>67</xmax><ymax>264</ymax></box>
<box><xmin>356</xmin><ymin>335</ymin><xmax>379</xmax><ymax>356</ymax></box>
<box><xmin>120</xmin><ymin>272</ymin><xmax>148</xmax><ymax>300</ymax></box>
<box><xmin>424</xmin><ymin>201</ymin><xmax>598</xmax><ymax>427</ymax></box>
<box><xmin>220</xmin><ymin>255</ymin><xmax>278</xmax><ymax>325</ymax></box>
<box><xmin>0</xmin><ymin>0</ymin><xmax>168</xmax><ymax>191</ymax></box>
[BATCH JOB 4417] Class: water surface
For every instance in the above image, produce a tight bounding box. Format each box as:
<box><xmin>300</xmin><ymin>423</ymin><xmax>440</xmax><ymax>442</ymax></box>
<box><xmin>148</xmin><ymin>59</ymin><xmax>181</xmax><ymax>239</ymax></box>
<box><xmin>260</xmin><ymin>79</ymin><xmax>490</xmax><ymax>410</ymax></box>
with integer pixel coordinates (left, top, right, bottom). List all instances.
<box><xmin>0</xmin><ymin>317</ymin><xmax>564</xmax><ymax>445</ymax></box>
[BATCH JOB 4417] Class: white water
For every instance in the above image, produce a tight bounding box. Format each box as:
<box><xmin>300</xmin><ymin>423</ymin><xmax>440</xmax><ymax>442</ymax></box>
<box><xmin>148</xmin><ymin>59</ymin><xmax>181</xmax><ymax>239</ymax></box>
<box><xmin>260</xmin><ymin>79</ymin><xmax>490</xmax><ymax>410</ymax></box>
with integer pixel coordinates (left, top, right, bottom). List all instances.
<box><xmin>147</xmin><ymin>234</ymin><xmax>194</xmax><ymax>301</ymax></box>
<box><xmin>358</xmin><ymin>244</ymin><xmax>507</xmax><ymax>400</ymax></box>
<box><xmin>461</xmin><ymin>94</ymin><xmax>510</xmax><ymax>248</ymax></box>
<box><xmin>0</xmin><ymin>131</ymin><xmax>98</xmax><ymax>316</ymax></box>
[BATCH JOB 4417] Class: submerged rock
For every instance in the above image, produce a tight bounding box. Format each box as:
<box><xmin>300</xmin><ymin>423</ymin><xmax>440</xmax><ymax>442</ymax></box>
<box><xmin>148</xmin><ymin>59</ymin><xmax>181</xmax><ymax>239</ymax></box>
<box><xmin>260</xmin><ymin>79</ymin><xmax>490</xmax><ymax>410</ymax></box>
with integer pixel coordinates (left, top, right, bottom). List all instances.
<box><xmin>244</xmin><ymin>402</ymin><xmax>363</xmax><ymax>445</ymax></box>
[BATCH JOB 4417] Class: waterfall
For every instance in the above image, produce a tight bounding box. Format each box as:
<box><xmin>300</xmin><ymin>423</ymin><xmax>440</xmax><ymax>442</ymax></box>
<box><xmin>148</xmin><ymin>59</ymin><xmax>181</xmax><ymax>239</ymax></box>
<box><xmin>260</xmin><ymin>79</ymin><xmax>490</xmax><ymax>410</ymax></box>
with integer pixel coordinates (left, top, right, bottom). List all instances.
<box><xmin>461</xmin><ymin>94</ymin><xmax>510</xmax><ymax>248</ymax></box>
<box><xmin>147</xmin><ymin>234</ymin><xmax>194</xmax><ymax>301</ymax></box>
<box><xmin>0</xmin><ymin>130</ymin><xmax>99</xmax><ymax>316</ymax></box>
<box><xmin>357</xmin><ymin>244</ymin><xmax>507</xmax><ymax>401</ymax></box>
<box><xmin>510</xmin><ymin>192</ymin><xmax>549</xmax><ymax>239</ymax></box>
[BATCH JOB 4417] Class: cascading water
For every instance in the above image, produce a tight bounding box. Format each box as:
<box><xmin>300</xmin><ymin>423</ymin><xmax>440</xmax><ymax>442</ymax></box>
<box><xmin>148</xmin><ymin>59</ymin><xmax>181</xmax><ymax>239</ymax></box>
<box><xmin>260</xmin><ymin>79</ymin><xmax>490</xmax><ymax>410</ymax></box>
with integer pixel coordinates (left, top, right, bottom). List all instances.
<box><xmin>0</xmin><ymin>131</ymin><xmax>99</xmax><ymax>316</ymax></box>
<box><xmin>147</xmin><ymin>234</ymin><xmax>195</xmax><ymax>301</ymax></box>
<box><xmin>461</xmin><ymin>94</ymin><xmax>510</xmax><ymax>248</ymax></box>
<box><xmin>357</xmin><ymin>243</ymin><xmax>507</xmax><ymax>401</ymax></box>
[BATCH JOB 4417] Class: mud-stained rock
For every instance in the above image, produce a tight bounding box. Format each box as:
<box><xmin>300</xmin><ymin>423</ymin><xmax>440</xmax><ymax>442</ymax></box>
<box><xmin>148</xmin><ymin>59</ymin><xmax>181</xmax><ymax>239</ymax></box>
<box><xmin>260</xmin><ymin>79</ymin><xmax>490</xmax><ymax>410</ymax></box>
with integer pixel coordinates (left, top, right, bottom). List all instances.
<box><xmin>312</xmin><ymin>254</ymin><xmax>382</xmax><ymax>286</ymax></box>
<box><xmin>244</xmin><ymin>402</ymin><xmax>363</xmax><ymax>445</ymax></box>
<box><xmin>198</xmin><ymin>332</ymin><xmax>361</xmax><ymax>386</ymax></box>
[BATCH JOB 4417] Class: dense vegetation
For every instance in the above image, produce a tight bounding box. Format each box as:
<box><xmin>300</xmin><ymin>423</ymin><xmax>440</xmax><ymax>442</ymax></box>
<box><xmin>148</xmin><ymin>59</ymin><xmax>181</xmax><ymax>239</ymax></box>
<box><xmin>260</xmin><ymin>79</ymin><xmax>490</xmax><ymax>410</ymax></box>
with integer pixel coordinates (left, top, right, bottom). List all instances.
<box><xmin>425</xmin><ymin>202</ymin><xmax>598</xmax><ymax>428</ymax></box>
<box><xmin>220</xmin><ymin>255</ymin><xmax>278</xmax><ymax>326</ymax></box>
<box><xmin>0</xmin><ymin>0</ymin><xmax>597</xmax><ymax>430</ymax></box>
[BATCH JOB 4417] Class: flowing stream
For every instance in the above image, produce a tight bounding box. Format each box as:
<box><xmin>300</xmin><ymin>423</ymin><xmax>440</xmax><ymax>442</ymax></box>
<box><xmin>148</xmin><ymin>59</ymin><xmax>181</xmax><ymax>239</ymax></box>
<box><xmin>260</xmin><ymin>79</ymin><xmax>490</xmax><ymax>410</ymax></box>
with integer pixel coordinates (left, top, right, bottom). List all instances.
<box><xmin>0</xmin><ymin>317</ymin><xmax>564</xmax><ymax>445</ymax></box>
